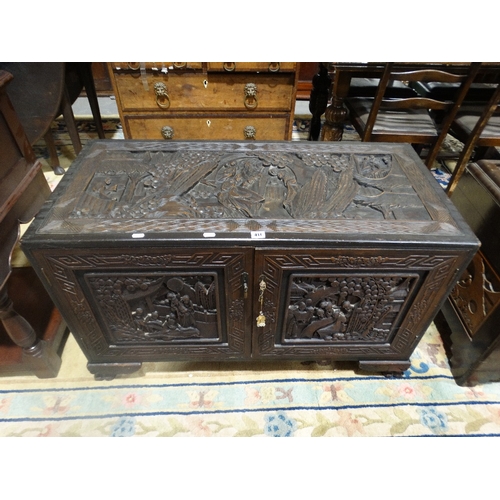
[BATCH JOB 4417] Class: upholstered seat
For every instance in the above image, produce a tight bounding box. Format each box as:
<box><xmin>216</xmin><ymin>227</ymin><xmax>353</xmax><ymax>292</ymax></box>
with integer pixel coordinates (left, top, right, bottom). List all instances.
<box><xmin>347</xmin><ymin>97</ymin><xmax>439</xmax><ymax>140</ymax></box>
<box><xmin>348</xmin><ymin>78</ymin><xmax>418</xmax><ymax>98</ymax></box>
<box><xmin>410</xmin><ymin>82</ymin><xmax>497</xmax><ymax>102</ymax></box>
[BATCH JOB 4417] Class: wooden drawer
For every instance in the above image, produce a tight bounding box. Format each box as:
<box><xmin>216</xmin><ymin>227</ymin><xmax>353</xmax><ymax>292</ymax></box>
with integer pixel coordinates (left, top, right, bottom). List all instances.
<box><xmin>124</xmin><ymin>114</ymin><xmax>291</xmax><ymax>141</ymax></box>
<box><xmin>110</xmin><ymin>62</ymin><xmax>203</xmax><ymax>71</ymax></box>
<box><xmin>207</xmin><ymin>62</ymin><xmax>297</xmax><ymax>72</ymax></box>
<box><xmin>112</xmin><ymin>71</ymin><xmax>295</xmax><ymax>112</ymax></box>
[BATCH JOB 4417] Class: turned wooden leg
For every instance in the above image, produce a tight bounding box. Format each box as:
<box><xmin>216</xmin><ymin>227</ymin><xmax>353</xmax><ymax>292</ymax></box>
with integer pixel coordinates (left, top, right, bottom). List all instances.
<box><xmin>320</xmin><ymin>97</ymin><xmax>348</xmax><ymax>141</ymax></box>
<box><xmin>0</xmin><ymin>287</ymin><xmax>62</xmax><ymax>378</ymax></box>
<box><xmin>308</xmin><ymin>64</ymin><xmax>331</xmax><ymax>141</ymax></box>
<box><xmin>43</xmin><ymin>130</ymin><xmax>65</xmax><ymax>175</ymax></box>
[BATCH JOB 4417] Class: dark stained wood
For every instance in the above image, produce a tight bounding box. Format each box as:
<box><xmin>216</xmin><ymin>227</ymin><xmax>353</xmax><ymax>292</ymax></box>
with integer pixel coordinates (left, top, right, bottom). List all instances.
<box><xmin>446</xmin><ymin>81</ymin><xmax>500</xmax><ymax>195</ymax></box>
<box><xmin>0</xmin><ymin>70</ymin><xmax>67</xmax><ymax>377</ymax></box>
<box><xmin>21</xmin><ymin>140</ymin><xmax>479</xmax><ymax>380</ymax></box>
<box><xmin>344</xmin><ymin>63</ymin><xmax>481</xmax><ymax>168</ymax></box>
<box><xmin>440</xmin><ymin>159</ymin><xmax>500</xmax><ymax>385</ymax></box>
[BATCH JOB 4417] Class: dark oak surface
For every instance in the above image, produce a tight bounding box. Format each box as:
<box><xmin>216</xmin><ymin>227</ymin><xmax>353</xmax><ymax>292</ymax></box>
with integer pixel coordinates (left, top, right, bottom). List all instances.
<box><xmin>22</xmin><ymin>140</ymin><xmax>479</xmax><ymax>379</ymax></box>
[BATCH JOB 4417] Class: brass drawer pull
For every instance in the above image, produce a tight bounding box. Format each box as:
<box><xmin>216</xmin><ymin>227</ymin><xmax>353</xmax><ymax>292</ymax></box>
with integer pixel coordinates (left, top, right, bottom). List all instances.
<box><xmin>223</xmin><ymin>62</ymin><xmax>236</xmax><ymax>72</ymax></box>
<box><xmin>268</xmin><ymin>62</ymin><xmax>280</xmax><ymax>72</ymax></box>
<box><xmin>154</xmin><ymin>82</ymin><xmax>171</xmax><ymax>109</ymax></box>
<box><xmin>127</xmin><ymin>62</ymin><xmax>140</xmax><ymax>70</ymax></box>
<box><xmin>161</xmin><ymin>126</ymin><xmax>174</xmax><ymax>140</ymax></box>
<box><xmin>244</xmin><ymin>126</ymin><xmax>256</xmax><ymax>140</ymax></box>
<box><xmin>244</xmin><ymin>83</ymin><xmax>258</xmax><ymax>110</ymax></box>
<box><xmin>172</xmin><ymin>62</ymin><xmax>187</xmax><ymax>69</ymax></box>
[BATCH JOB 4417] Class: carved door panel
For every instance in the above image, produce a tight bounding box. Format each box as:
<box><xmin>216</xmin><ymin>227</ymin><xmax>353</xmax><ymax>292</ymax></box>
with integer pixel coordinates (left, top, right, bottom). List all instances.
<box><xmin>30</xmin><ymin>246</ymin><xmax>253</xmax><ymax>363</ymax></box>
<box><xmin>253</xmin><ymin>248</ymin><xmax>458</xmax><ymax>362</ymax></box>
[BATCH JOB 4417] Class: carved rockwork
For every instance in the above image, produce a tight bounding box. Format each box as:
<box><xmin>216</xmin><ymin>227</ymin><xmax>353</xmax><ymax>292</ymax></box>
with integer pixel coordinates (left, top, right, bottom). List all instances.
<box><xmin>283</xmin><ymin>275</ymin><xmax>416</xmax><ymax>343</ymax></box>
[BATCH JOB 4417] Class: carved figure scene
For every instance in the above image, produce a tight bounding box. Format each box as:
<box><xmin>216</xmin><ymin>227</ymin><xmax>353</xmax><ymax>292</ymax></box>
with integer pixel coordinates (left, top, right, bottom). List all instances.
<box><xmin>69</xmin><ymin>150</ymin><xmax>430</xmax><ymax>222</ymax></box>
<box><xmin>86</xmin><ymin>273</ymin><xmax>219</xmax><ymax>342</ymax></box>
<box><xmin>284</xmin><ymin>274</ymin><xmax>415</xmax><ymax>343</ymax></box>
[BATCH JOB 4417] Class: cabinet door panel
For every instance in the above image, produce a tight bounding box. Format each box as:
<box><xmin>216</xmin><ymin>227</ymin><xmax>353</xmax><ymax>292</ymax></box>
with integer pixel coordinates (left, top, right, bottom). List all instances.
<box><xmin>253</xmin><ymin>248</ymin><xmax>458</xmax><ymax>362</ymax></box>
<box><xmin>30</xmin><ymin>247</ymin><xmax>254</xmax><ymax>363</ymax></box>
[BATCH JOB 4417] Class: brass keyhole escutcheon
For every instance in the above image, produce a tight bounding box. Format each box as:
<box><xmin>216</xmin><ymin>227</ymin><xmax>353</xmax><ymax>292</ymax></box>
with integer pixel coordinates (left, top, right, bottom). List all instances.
<box><xmin>256</xmin><ymin>276</ymin><xmax>267</xmax><ymax>328</ymax></box>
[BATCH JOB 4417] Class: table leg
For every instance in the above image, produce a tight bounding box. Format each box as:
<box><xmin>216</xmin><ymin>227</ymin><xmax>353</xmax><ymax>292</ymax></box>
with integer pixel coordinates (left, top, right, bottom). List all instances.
<box><xmin>308</xmin><ymin>64</ymin><xmax>331</xmax><ymax>141</ymax></box>
<box><xmin>320</xmin><ymin>96</ymin><xmax>348</xmax><ymax>141</ymax></box>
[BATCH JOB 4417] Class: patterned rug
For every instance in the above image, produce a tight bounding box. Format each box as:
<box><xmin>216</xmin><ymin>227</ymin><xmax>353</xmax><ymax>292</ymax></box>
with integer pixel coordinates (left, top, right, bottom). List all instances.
<box><xmin>2</xmin><ymin>322</ymin><xmax>500</xmax><ymax>437</ymax></box>
<box><xmin>5</xmin><ymin>116</ymin><xmax>500</xmax><ymax>438</ymax></box>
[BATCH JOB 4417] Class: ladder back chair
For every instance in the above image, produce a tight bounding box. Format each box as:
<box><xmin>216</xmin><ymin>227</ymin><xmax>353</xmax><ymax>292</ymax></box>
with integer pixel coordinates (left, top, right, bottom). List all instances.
<box><xmin>446</xmin><ymin>82</ymin><xmax>500</xmax><ymax>195</ymax></box>
<box><xmin>344</xmin><ymin>62</ymin><xmax>481</xmax><ymax>168</ymax></box>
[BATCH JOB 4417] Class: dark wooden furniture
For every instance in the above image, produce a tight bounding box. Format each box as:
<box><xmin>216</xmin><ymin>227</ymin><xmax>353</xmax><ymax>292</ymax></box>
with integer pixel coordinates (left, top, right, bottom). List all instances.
<box><xmin>0</xmin><ymin>62</ymin><xmax>105</xmax><ymax>175</ymax></box>
<box><xmin>312</xmin><ymin>63</ymin><xmax>500</xmax><ymax>142</ymax></box>
<box><xmin>107</xmin><ymin>62</ymin><xmax>298</xmax><ymax>141</ymax></box>
<box><xmin>344</xmin><ymin>63</ymin><xmax>481</xmax><ymax>168</ymax></box>
<box><xmin>21</xmin><ymin>140</ymin><xmax>478</xmax><ymax>380</ymax></box>
<box><xmin>446</xmin><ymin>82</ymin><xmax>500</xmax><ymax>195</ymax></box>
<box><xmin>0</xmin><ymin>70</ymin><xmax>67</xmax><ymax>377</ymax></box>
<box><xmin>440</xmin><ymin>159</ymin><xmax>500</xmax><ymax>385</ymax></box>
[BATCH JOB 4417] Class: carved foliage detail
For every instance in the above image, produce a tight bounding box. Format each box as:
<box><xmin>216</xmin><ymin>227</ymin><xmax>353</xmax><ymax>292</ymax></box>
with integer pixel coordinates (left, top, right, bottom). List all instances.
<box><xmin>66</xmin><ymin>150</ymin><xmax>431</xmax><ymax>223</ymax></box>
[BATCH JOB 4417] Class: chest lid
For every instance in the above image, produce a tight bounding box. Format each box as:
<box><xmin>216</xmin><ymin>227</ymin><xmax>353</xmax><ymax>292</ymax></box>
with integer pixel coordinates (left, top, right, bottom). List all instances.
<box><xmin>22</xmin><ymin>140</ymin><xmax>478</xmax><ymax>247</ymax></box>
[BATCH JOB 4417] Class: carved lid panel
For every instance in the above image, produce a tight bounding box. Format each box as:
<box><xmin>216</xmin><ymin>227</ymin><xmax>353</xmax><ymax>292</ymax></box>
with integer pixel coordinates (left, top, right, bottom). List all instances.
<box><xmin>24</xmin><ymin>140</ymin><xmax>477</xmax><ymax>246</ymax></box>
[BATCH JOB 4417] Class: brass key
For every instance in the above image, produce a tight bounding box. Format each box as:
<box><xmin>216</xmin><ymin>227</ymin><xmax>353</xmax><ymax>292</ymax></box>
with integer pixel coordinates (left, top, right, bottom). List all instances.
<box><xmin>256</xmin><ymin>277</ymin><xmax>266</xmax><ymax>328</ymax></box>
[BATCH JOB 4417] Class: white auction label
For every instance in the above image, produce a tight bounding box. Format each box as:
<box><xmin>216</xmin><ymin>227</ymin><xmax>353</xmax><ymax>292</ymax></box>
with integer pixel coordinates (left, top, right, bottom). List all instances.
<box><xmin>251</xmin><ymin>231</ymin><xmax>266</xmax><ymax>239</ymax></box>
<box><xmin>132</xmin><ymin>233</ymin><xmax>145</xmax><ymax>239</ymax></box>
<box><xmin>203</xmin><ymin>232</ymin><xmax>216</xmax><ymax>238</ymax></box>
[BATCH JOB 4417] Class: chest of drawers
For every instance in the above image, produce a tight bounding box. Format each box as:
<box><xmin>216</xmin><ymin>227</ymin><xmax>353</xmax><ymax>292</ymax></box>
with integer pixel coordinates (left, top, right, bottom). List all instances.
<box><xmin>108</xmin><ymin>63</ymin><xmax>298</xmax><ymax>141</ymax></box>
<box><xmin>21</xmin><ymin>140</ymin><xmax>478</xmax><ymax>380</ymax></box>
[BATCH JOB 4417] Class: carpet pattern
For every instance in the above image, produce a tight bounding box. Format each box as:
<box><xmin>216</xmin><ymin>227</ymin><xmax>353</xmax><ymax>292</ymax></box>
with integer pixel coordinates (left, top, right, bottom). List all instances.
<box><xmin>5</xmin><ymin>116</ymin><xmax>499</xmax><ymax>438</ymax></box>
<box><xmin>2</xmin><ymin>324</ymin><xmax>500</xmax><ymax>437</ymax></box>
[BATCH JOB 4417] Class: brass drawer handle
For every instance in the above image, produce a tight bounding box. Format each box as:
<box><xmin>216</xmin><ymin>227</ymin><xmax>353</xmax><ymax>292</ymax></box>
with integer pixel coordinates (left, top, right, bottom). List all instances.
<box><xmin>244</xmin><ymin>83</ymin><xmax>258</xmax><ymax>110</ymax></box>
<box><xmin>154</xmin><ymin>82</ymin><xmax>171</xmax><ymax>109</ymax></box>
<box><xmin>161</xmin><ymin>126</ymin><xmax>174</xmax><ymax>140</ymax></box>
<box><xmin>244</xmin><ymin>126</ymin><xmax>256</xmax><ymax>140</ymax></box>
<box><xmin>172</xmin><ymin>62</ymin><xmax>187</xmax><ymax>69</ymax></box>
<box><xmin>223</xmin><ymin>62</ymin><xmax>236</xmax><ymax>72</ymax></box>
<box><xmin>127</xmin><ymin>62</ymin><xmax>140</xmax><ymax>70</ymax></box>
<box><xmin>268</xmin><ymin>62</ymin><xmax>280</xmax><ymax>72</ymax></box>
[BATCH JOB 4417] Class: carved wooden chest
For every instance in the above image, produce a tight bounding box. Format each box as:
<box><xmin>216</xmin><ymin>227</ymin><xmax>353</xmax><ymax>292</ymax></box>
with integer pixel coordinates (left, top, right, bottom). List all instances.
<box><xmin>21</xmin><ymin>140</ymin><xmax>478</xmax><ymax>379</ymax></box>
